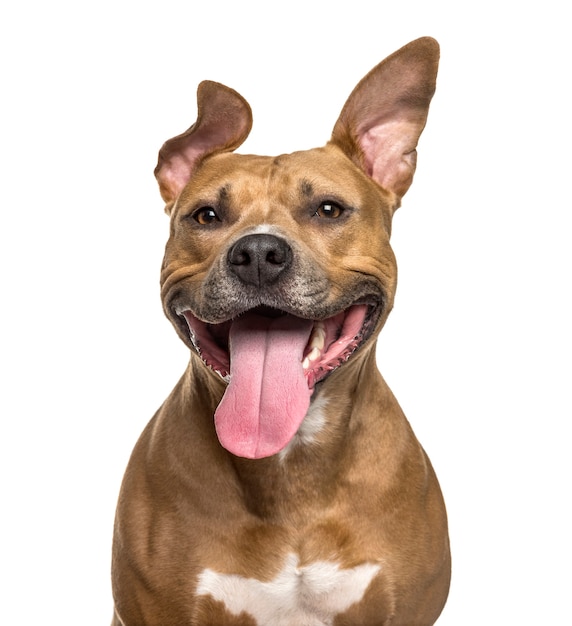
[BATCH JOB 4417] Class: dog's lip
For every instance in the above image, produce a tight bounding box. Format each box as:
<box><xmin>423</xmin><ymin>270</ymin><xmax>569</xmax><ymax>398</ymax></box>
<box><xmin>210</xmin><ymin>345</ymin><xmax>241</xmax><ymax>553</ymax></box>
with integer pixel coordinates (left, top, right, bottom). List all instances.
<box><xmin>179</xmin><ymin>300</ymin><xmax>381</xmax><ymax>386</ymax></box>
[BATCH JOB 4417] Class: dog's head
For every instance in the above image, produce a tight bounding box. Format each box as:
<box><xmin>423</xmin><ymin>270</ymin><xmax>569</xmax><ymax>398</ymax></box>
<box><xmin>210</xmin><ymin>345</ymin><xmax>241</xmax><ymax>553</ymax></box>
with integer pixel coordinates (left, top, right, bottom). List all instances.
<box><xmin>154</xmin><ymin>38</ymin><xmax>439</xmax><ymax>458</ymax></box>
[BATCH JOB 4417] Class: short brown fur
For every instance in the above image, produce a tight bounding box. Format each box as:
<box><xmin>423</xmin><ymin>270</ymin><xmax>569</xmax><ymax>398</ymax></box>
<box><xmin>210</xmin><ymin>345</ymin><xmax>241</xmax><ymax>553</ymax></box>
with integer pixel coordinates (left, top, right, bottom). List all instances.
<box><xmin>112</xmin><ymin>37</ymin><xmax>450</xmax><ymax>625</ymax></box>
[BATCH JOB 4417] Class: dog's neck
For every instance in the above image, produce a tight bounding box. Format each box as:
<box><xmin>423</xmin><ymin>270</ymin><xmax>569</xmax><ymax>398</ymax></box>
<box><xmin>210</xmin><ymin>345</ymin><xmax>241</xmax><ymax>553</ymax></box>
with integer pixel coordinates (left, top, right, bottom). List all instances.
<box><xmin>184</xmin><ymin>347</ymin><xmax>382</xmax><ymax>521</ymax></box>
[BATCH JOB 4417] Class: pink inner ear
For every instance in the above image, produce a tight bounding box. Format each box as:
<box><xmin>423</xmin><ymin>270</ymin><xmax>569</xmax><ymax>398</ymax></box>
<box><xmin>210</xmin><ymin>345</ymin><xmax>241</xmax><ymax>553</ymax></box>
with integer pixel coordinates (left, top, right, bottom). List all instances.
<box><xmin>359</xmin><ymin>119</ymin><xmax>421</xmax><ymax>198</ymax></box>
<box><xmin>157</xmin><ymin>151</ymin><xmax>201</xmax><ymax>203</ymax></box>
<box><xmin>154</xmin><ymin>81</ymin><xmax>253</xmax><ymax>206</ymax></box>
<box><xmin>330</xmin><ymin>39</ymin><xmax>438</xmax><ymax>200</ymax></box>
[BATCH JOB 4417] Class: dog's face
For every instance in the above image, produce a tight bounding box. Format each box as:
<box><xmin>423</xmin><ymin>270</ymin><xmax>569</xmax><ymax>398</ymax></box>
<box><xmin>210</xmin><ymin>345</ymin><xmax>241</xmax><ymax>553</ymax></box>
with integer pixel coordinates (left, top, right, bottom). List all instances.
<box><xmin>161</xmin><ymin>145</ymin><xmax>395</xmax><ymax>378</ymax></box>
<box><xmin>154</xmin><ymin>38</ymin><xmax>439</xmax><ymax>458</ymax></box>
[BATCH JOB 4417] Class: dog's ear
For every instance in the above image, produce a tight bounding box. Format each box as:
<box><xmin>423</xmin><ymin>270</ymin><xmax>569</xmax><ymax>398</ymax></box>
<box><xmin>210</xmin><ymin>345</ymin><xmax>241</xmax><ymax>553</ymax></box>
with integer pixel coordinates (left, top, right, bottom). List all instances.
<box><xmin>154</xmin><ymin>81</ymin><xmax>253</xmax><ymax>211</ymax></box>
<box><xmin>330</xmin><ymin>37</ymin><xmax>439</xmax><ymax>202</ymax></box>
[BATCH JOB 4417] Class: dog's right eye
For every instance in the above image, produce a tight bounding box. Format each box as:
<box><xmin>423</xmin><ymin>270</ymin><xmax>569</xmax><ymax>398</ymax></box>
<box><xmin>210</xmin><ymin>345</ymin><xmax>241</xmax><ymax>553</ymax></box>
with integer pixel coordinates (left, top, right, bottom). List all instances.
<box><xmin>192</xmin><ymin>207</ymin><xmax>220</xmax><ymax>225</ymax></box>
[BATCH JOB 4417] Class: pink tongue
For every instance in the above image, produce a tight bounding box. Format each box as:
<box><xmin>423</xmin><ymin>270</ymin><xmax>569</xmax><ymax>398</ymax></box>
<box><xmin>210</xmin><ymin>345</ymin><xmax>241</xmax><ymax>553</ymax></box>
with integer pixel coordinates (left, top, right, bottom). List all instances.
<box><xmin>214</xmin><ymin>313</ymin><xmax>314</xmax><ymax>459</ymax></box>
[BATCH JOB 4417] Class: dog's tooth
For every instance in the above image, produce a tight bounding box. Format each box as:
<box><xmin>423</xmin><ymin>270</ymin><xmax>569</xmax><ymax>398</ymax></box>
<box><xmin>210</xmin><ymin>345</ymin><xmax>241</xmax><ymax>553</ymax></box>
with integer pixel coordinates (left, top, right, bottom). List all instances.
<box><xmin>309</xmin><ymin>346</ymin><xmax>321</xmax><ymax>362</ymax></box>
<box><xmin>313</xmin><ymin>331</ymin><xmax>325</xmax><ymax>350</ymax></box>
<box><xmin>302</xmin><ymin>346</ymin><xmax>322</xmax><ymax>371</ymax></box>
<box><xmin>310</xmin><ymin>322</ymin><xmax>326</xmax><ymax>350</ymax></box>
<box><xmin>310</xmin><ymin>337</ymin><xmax>323</xmax><ymax>351</ymax></box>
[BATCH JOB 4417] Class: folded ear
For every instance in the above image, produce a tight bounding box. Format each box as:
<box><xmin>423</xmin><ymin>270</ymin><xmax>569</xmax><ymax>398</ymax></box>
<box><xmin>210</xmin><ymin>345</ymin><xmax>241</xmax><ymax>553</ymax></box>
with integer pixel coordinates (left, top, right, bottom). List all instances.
<box><xmin>154</xmin><ymin>81</ymin><xmax>253</xmax><ymax>211</ymax></box>
<box><xmin>330</xmin><ymin>37</ymin><xmax>439</xmax><ymax>201</ymax></box>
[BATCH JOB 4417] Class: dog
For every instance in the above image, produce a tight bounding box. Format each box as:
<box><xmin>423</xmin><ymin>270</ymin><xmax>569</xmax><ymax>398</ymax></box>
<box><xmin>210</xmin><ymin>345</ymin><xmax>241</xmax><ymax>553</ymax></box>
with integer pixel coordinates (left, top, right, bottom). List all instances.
<box><xmin>112</xmin><ymin>37</ymin><xmax>450</xmax><ymax>626</ymax></box>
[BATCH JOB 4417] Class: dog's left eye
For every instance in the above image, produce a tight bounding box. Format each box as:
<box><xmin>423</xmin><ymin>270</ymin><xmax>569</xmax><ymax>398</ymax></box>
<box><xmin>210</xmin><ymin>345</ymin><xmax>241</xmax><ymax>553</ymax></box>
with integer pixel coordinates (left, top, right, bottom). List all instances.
<box><xmin>192</xmin><ymin>207</ymin><xmax>220</xmax><ymax>225</ymax></box>
<box><xmin>315</xmin><ymin>202</ymin><xmax>344</xmax><ymax>219</ymax></box>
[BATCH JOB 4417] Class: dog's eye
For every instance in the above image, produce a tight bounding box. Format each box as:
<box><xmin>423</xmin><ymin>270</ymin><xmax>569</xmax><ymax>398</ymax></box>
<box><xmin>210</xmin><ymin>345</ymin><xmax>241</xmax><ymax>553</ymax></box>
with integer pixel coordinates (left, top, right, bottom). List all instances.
<box><xmin>315</xmin><ymin>202</ymin><xmax>344</xmax><ymax>219</ymax></box>
<box><xmin>192</xmin><ymin>207</ymin><xmax>220</xmax><ymax>225</ymax></box>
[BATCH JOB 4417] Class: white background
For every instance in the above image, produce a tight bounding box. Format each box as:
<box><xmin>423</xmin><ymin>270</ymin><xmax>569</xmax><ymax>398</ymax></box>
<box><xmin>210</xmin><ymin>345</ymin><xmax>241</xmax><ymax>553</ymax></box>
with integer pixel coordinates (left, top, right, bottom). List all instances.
<box><xmin>1</xmin><ymin>1</ymin><xmax>570</xmax><ymax>624</ymax></box>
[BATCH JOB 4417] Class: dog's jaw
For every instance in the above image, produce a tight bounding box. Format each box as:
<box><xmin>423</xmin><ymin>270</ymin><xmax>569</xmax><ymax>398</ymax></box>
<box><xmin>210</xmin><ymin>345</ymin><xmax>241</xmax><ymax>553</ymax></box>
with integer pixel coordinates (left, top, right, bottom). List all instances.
<box><xmin>180</xmin><ymin>302</ymin><xmax>379</xmax><ymax>389</ymax></box>
<box><xmin>179</xmin><ymin>302</ymin><xmax>380</xmax><ymax>458</ymax></box>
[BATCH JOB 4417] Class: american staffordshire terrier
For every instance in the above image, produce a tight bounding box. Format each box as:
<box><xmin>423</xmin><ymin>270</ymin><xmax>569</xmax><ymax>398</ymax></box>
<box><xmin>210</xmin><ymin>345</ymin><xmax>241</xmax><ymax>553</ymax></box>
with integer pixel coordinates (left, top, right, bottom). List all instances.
<box><xmin>112</xmin><ymin>36</ymin><xmax>450</xmax><ymax>625</ymax></box>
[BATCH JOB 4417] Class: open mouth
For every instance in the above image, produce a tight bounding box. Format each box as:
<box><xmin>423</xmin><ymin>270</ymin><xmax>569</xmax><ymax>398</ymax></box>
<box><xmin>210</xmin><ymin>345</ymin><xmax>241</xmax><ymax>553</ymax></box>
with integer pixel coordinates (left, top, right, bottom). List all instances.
<box><xmin>179</xmin><ymin>302</ymin><xmax>379</xmax><ymax>459</ymax></box>
<box><xmin>181</xmin><ymin>303</ymin><xmax>377</xmax><ymax>389</ymax></box>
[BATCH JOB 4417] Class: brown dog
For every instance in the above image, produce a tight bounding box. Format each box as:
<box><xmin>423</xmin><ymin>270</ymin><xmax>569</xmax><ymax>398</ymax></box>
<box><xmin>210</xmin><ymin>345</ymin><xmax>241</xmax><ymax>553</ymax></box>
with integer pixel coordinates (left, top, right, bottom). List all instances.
<box><xmin>112</xmin><ymin>37</ymin><xmax>450</xmax><ymax>625</ymax></box>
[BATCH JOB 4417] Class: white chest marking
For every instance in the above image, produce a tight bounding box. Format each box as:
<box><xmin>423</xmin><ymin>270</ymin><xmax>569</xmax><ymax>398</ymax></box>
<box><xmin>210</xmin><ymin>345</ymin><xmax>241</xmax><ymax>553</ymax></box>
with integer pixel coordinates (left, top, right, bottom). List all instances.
<box><xmin>196</xmin><ymin>553</ymin><xmax>380</xmax><ymax>625</ymax></box>
<box><xmin>278</xmin><ymin>395</ymin><xmax>328</xmax><ymax>461</ymax></box>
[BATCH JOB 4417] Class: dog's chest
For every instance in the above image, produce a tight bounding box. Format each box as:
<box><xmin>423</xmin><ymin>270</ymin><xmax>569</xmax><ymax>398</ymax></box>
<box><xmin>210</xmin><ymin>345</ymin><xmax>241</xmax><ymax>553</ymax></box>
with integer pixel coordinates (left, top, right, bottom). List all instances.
<box><xmin>196</xmin><ymin>552</ymin><xmax>380</xmax><ymax>625</ymax></box>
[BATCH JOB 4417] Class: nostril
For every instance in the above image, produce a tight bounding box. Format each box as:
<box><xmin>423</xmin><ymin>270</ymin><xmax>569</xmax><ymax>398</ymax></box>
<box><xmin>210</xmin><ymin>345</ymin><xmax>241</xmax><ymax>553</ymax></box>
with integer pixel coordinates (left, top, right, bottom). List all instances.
<box><xmin>266</xmin><ymin>248</ymin><xmax>285</xmax><ymax>265</ymax></box>
<box><xmin>228</xmin><ymin>243</ymin><xmax>252</xmax><ymax>268</ymax></box>
<box><xmin>232</xmin><ymin>249</ymin><xmax>251</xmax><ymax>266</ymax></box>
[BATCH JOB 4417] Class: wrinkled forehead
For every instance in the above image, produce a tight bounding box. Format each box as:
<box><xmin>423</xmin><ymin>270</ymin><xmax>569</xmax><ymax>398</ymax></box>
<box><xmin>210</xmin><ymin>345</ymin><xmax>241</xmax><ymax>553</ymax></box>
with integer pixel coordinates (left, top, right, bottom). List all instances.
<box><xmin>176</xmin><ymin>146</ymin><xmax>393</xmax><ymax>211</ymax></box>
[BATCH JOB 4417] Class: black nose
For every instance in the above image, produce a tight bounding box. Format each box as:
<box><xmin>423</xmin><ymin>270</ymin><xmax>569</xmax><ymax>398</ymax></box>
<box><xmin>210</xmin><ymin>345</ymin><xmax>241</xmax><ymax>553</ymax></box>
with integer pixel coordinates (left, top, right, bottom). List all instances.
<box><xmin>227</xmin><ymin>234</ymin><xmax>292</xmax><ymax>287</ymax></box>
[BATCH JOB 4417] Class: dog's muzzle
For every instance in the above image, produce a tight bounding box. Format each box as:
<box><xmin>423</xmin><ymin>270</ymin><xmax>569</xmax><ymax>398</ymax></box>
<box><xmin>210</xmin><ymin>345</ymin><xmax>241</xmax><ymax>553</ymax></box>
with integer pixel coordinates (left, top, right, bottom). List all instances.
<box><xmin>166</xmin><ymin>232</ymin><xmax>384</xmax><ymax>458</ymax></box>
